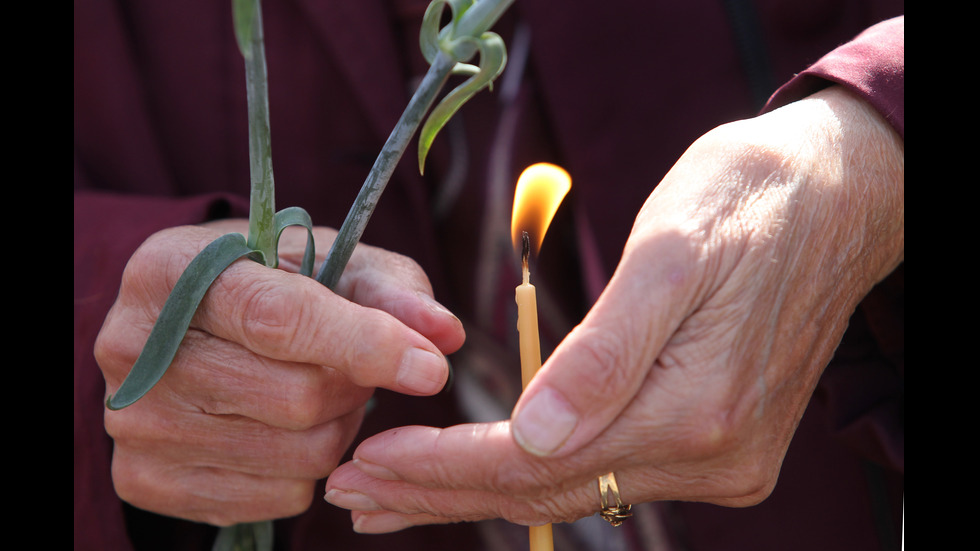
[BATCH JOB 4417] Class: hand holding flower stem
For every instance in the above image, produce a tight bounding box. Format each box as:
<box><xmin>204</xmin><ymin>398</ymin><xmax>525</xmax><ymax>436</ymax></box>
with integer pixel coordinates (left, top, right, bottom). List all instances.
<box><xmin>102</xmin><ymin>0</ymin><xmax>513</xmax><ymax>550</ymax></box>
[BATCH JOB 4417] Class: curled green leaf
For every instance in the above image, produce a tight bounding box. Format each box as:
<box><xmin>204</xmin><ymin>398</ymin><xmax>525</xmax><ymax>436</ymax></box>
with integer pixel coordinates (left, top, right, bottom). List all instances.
<box><xmin>420</xmin><ymin>0</ymin><xmax>449</xmax><ymax>64</ymax></box>
<box><xmin>421</xmin><ymin>0</ymin><xmax>476</xmax><ymax>68</ymax></box>
<box><xmin>274</xmin><ymin>206</ymin><xmax>316</xmax><ymax>276</ymax></box>
<box><xmin>320</xmin><ymin>0</ymin><xmax>514</xmax><ymax>286</ymax></box>
<box><xmin>415</xmin><ymin>0</ymin><xmax>510</xmax><ymax>173</ymax></box>
<box><xmin>418</xmin><ymin>31</ymin><xmax>506</xmax><ymax>173</ymax></box>
<box><xmin>105</xmin><ymin>233</ymin><xmax>255</xmax><ymax>410</ymax></box>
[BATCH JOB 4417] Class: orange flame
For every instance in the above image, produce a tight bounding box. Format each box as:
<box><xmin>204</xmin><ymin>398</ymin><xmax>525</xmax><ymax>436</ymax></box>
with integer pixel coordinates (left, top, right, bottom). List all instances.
<box><xmin>511</xmin><ymin>163</ymin><xmax>572</xmax><ymax>256</ymax></box>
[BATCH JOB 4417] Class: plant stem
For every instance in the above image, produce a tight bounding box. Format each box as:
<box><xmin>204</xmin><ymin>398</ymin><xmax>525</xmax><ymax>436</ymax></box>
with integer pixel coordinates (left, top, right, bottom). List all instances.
<box><xmin>242</xmin><ymin>1</ymin><xmax>277</xmax><ymax>265</ymax></box>
<box><xmin>316</xmin><ymin>52</ymin><xmax>456</xmax><ymax>289</ymax></box>
<box><xmin>315</xmin><ymin>0</ymin><xmax>515</xmax><ymax>290</ymax></box>
<box><xmin>223</xmin><ymin>2</ymin><xmax>277</xmax><ymax>549</ymax></box>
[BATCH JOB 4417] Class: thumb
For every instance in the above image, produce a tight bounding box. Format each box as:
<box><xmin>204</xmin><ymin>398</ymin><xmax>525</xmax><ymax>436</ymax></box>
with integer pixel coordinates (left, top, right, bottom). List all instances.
<box><xmin>510</xmin><ymin>230</ymin><xmax>698</xmax><ymax>457</ymax></box>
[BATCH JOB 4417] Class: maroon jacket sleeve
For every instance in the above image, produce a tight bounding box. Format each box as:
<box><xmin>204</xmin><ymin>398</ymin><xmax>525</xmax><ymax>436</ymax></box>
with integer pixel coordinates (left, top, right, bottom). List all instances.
<box><xmin>764</xmin><ymin>16</ymin><xmax>904</xmax><ymax>140</ymax></box>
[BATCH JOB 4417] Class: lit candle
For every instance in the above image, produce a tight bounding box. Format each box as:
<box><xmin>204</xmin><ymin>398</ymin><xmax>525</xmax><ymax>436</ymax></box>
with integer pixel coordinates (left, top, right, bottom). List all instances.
<box><xmin>515</xmin><ymin>230</ymin><xmax>552</xmax><ymax>551</ymax></box>
<box><xmin>511</xmin><ymin>163</ymin><xmax>571</xmax><ymax>551</ymax></box>
<box><xmin>516</xmin><ymin>231</ymin><xmax>541</xmax><ymax>388</ymax></box>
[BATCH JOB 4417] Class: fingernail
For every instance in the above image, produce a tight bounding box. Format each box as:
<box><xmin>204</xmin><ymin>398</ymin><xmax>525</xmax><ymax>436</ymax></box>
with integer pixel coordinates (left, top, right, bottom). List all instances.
<box><xmin>353</xmin><ymin>512</ymin><xmax>414</xmax><ymax>534</ymax></box>
<box><xmin>512</xmin><ymin>387</ymin><xmax>579</xmax><ymax>456</ymax></box>
<box><xmin>397</xmin><ymin>348</ymin><xmax>448</xmax><ymax>395</ymax></box>
<box><xmin>325</xmin><ymin>489</ymin><xmax>380</xmax><ymax>511</ymax></box>
<box><xmin>416</xmin><ymin>291</ymin><xmax>456</xmax><ymax>320</ymax></box>
<box><xmin>353</xmin><ymin>458</ymin><xmax>400</xmax><ymax>481</ymax></box>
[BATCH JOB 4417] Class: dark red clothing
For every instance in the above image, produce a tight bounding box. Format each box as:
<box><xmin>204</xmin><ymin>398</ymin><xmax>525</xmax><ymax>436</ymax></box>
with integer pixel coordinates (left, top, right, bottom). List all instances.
<box><xmin>74</xmin><ymin>1</ymin><xmax>903</xmax><ymax>550</ymax></box>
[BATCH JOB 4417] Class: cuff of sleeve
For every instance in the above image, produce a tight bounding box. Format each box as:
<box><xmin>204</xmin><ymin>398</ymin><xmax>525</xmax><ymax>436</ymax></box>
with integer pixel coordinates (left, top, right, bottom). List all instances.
<box><xmin>74</xmin><ymin>190</ymin><xmax>250</xmax><ymax>298</ymax></box>
<box><xmin>74</xmin><ymin>190</ymin><xmax>249</xmax><ymax>245</ymax></box>
<box><xmin>763</xmin><ymin>16</ymin><xmax>904</xmax><ymax>140</ymax></box>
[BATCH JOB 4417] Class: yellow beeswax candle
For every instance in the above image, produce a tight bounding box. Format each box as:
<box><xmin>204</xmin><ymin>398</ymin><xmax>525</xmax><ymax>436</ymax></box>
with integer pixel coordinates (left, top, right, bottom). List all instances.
<box><xmin>511</xmin><ymin>163</ymin><xmax>570</xmax><ymax>551</ymax></box>
<box><xmin>516</xmin><ymin>232</ymin><xmax>554</xmax><ymax>551</ymax></box>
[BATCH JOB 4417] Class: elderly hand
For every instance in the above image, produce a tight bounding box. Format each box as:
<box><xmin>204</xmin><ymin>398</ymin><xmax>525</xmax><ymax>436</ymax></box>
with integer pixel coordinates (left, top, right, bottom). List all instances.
<box><xmin>322</xmin><ymin>85</ymin><xmax>904</xmax><ymax>532</ymax></box>
<box><xmin>95</xmin><ymin>220</ymin><xmax>464</xmax><ymax>526</ymax></box>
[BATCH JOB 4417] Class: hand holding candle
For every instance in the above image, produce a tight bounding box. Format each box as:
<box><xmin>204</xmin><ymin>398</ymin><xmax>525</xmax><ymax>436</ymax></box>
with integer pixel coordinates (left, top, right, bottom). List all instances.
<box><xmin>512</xmin><ymin>163</ymin><xmax>571</xmax><ymax>551</ymax></box>
<box><xmin>321</xmin><ymin>88</ymin><xmax>901</xmax><ymax>542</ymax></box>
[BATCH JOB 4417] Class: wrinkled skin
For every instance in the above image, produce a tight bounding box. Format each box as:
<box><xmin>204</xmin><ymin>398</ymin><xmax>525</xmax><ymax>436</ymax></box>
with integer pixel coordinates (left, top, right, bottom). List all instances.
<box><xmin>323</xmin><ymin>86</ymin><xmax>904</xmax><ymax>533</ymax></box>
<box><xmin>96</xmin><ymin>222</ymin><xmax>465</xmax><ymax>526</ymax></box>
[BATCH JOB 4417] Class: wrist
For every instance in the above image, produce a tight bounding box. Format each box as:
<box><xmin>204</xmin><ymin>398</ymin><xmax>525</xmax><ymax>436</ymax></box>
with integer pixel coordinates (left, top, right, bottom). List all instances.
<box><xmin>797</xmin><ymin>85</ymin><xmax>904</xmax><ymax>285</ymax></box>
<box><xmin>742</xmin><ymin>85</ymin><xmax>904</xmax><ymax>292</ymax></box>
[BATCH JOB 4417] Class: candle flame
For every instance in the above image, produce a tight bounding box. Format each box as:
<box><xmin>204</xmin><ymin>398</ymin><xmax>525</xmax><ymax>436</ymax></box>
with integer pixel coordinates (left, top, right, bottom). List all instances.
<box><xmin>511</xmin><ymin>163</ymin><xmax>571</xmax><ymax>257</ymax></box>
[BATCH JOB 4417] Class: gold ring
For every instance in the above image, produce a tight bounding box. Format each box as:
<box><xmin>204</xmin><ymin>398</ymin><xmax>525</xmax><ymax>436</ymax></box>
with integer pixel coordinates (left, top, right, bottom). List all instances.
<box><xmin>597</xmin><ymin>472</ymin><xmax>632</xmax><ymax>526</ymax></box>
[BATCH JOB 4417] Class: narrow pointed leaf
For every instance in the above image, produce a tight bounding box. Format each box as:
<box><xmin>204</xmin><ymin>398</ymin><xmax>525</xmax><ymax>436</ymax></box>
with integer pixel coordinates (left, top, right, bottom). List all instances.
<box><xmin>106</xmin><ymin>233</ymin><xmax>255</xmax><ymax>410</ymax></box>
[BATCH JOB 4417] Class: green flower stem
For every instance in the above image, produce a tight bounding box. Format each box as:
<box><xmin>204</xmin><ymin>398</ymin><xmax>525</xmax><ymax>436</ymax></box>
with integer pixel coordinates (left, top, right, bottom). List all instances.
<box><xmin>316</xmin><ymin>0</ymin><xmax>513</xmax><ymax>290</ymax></box>
<box><xmin>240</xmin><ymin>0</ymin><xmax>277</xmax><ymax>266</ymax></box>
<box><xmin>315</xmin><ymin>52</ymin><xmax>456</xmax><ymax>290</ymax></box>
<box><xmin>219</xmin><ymin>2</ymin><xmax>278</xmax><ymax>550</ymax></box>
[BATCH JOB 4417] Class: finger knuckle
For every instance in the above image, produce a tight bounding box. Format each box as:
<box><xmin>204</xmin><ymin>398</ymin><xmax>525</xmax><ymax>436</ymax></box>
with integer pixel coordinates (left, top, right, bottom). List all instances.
<box><xmin>275</xmin><ymin>377</ymin><xmax>332</xmax><ymax>431</ymax></box>
<box><xmin>387</xmin><ymin>253</ymin><xmax>430</xmax><ymax>287</ymax></box>
<box><xmin>103</xmin><ymin>407</ymin><xmax>143</xmax><ymax>443</ymax></box>
<box><xmin>525</xmin><ymin>498</ymin><xmax>582</xmax><ymax>525</ymax></box>
<box><xmin>301</xmin><ymin>426</ymin><xmax>357</xmax><ymax>476</ymax></box>
<box><xmin>703</xmin><ymin>459</ymin><xmax>779</xmax><ymax>507</ymax></box>
<box><xmin>669</xmin><ymin>404</ymin><xmax>781</xmax><ymax>504</ymax></box>
<box><xmin>343</xmin><ymin>313</ymin><xmax>405</xmax><ymax>379</ymax></box>
<box><xmin>499</xmin><ymin>488</ymin><xmax>588</xmax><ymax>526</ymax></box>
<box><xmin>567</xmin><ymin>326</ymin><xmax>629</xmax><ymax>396</ymax></box>
<box><xmin>93</xmin><ymin>322</ymin><xmax>138</xmax><ymax>381</ymax></box>
<box><xmin>237</xmin><ymin>279</ymin><xmax>306</xmax><ymax>353</ymax></box>
<box><xmin>676</xmin><ymin>404</ymin><xmax>744</xmax><ymax>461</ymax></box>
<box><xmin>690</xmin><ymin>418</ymin><xmax>735</xmax><ymax>458</ymax></box>
<box><xmin>109</xmin><ymin>450</ymin><xmax>144</xmax><ymax>506</ymax></box>
<box><xmin>486</xmin><ymin>466</ymin><xmax>531</xmax><ymax>497</ymax></box>
<box><xmin>727</xmin><ymin>463</ymin><xmax>778</xmax><ymax>505</ymax></box>
<box><xmin>272</xmin><ymin>480</ymin><xmax>317</xmax><ymax>519</ymax></box>
<box><xmin>197</xmin><ymin>478</ymin><xmax>315</xmax><ymax>526</ymax></box>
<box><xmin>282</xmin><ymin>399</ymin><xmax>325</xmax><ymax>433</ymax></box>
<box><xmin>126</xmin><ymin>227</ymin><xmax>208</xmax><ymax>293</ymax></box>
<box><xmin>487</xmin><ymin>460</ymin><xmax>557</xmax><ymax>501</ymax></box>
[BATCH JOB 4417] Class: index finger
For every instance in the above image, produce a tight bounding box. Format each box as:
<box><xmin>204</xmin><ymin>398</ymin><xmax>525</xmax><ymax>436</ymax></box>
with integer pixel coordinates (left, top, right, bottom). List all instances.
<box><xmin>346</xmin><ymin>422</ymin><xmax>596</xmax><ymax>498</ymax></box>
<box><xmin>195</xmin><ymin>251</ymin><xmax>451</xmax><ymax>396</ymax></box>
<box><xmin>323</xmin><ymin>422</ymin><xmax>619</xmax><ymax>529</ymax></box>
